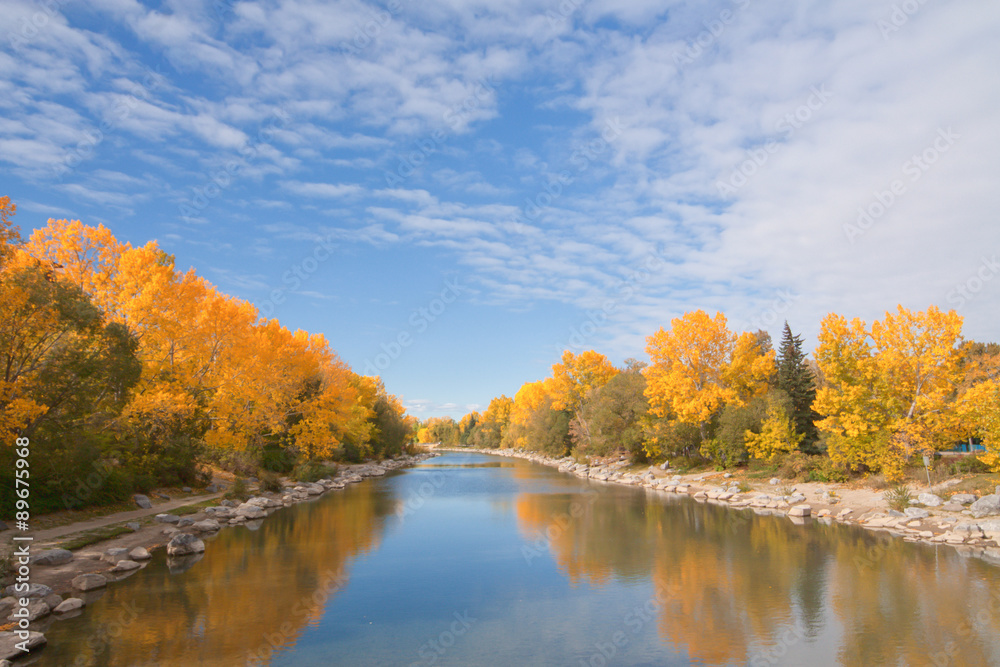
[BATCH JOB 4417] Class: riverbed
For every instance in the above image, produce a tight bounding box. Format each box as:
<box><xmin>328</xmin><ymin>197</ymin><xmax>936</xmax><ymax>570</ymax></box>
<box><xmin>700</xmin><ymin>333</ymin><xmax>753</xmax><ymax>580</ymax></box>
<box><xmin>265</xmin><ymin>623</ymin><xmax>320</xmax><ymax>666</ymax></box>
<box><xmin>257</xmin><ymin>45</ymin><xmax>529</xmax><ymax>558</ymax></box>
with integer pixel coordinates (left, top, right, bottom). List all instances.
<box><xmin>33</xmin><ymin>452</ymin><xmax>1000</xmax><ymax>666</ymax></box>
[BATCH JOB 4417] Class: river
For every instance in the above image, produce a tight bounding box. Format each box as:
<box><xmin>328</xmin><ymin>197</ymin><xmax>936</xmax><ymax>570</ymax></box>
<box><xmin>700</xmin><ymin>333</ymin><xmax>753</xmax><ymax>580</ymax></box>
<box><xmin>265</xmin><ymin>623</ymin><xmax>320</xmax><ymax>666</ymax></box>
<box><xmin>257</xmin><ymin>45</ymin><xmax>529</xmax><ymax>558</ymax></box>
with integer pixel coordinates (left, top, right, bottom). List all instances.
<box><xmin>34</xmin><ymin>452</ymin><xmax>1000</xmax><ymax>666</ymax></box>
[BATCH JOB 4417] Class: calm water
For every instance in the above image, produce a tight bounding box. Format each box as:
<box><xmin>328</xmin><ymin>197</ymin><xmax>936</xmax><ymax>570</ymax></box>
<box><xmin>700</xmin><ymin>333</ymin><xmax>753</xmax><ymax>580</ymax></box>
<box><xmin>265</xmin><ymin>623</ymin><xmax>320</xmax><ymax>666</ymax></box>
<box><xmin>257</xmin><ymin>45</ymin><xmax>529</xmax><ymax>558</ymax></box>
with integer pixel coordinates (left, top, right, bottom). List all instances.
<box><xmin>34</xmin><ymin>452</ymin><xmax>1000</xmax><ymax>666</ymax></box>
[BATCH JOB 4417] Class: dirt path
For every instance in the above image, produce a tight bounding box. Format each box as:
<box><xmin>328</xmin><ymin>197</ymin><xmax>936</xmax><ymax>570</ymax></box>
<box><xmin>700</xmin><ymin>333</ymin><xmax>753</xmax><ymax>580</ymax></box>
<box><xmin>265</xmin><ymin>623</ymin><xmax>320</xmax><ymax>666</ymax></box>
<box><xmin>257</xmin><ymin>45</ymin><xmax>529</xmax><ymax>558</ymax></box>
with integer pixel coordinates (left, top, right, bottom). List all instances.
<box><xmin>3</xmin><ymin>492</ymin><xmax>224</xmax><ymax>548</ymax></box>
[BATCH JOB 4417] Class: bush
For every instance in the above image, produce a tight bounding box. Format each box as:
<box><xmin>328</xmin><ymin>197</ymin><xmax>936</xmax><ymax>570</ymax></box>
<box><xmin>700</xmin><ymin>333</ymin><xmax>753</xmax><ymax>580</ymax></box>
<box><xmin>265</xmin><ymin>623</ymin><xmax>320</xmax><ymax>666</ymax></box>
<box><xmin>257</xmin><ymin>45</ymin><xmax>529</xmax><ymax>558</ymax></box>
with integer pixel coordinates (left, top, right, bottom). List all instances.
<box><xmin>260</xmin><ymin>445</ymin><xmax>296</xmax><ymax>473</ymax></box>
<box><xmin>885</xmin><ymin>483</ymin><xmax>912</xmax><ymax>512</ymax></box>
<box><xmin>946</xmin><ymin>455</ymin><xmax>991</xmax><ymax>476</ymax></box>
<box><xmin>291</xmin><ymin>462</ymin><xmax>339</xmax><ymax>483</ymax></box>
<box><xmin>259</xmin><ymin>470</ymin><xmax>284</xmax><ymax>493</ymax></box>
<box><xmin>224</xmin><ymin>477</ymin><xmax>250</xmax><ymax>502</ymax></box>
<box><xmin>777</xmin><ymin>451</ymin><xmax>813</xmax><ymax>480</ymax></box>
<box><xmin>806</xmin><ymin>457</ymin><xmax>849</xmax><ymax>483</ymax></box>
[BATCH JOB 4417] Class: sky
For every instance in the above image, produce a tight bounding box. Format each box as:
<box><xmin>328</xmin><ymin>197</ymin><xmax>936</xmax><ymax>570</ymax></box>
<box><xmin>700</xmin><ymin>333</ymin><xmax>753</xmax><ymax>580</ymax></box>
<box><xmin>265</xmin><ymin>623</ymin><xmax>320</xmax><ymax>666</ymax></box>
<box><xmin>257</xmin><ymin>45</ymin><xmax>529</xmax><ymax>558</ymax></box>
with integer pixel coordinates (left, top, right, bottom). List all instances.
<box><xmin>2</xmin><ymin>0</ymin><xmax>999</xmax><ymax>421</ymax></box>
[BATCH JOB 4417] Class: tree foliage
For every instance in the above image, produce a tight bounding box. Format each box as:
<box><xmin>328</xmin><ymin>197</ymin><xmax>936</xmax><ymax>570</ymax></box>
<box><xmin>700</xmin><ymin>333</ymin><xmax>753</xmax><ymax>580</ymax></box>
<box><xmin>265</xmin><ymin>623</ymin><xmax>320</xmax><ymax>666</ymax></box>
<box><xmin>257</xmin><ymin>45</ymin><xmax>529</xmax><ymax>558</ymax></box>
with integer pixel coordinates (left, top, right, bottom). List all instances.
<box><xmin>814</xmin><ymin>305</ymin><xmax>964</xmax><ymax>480</ymax></box>
<box><xmin>0</xmin><ymin>202</ymin><xmax>411</xmax><ymax>513</ymax></box>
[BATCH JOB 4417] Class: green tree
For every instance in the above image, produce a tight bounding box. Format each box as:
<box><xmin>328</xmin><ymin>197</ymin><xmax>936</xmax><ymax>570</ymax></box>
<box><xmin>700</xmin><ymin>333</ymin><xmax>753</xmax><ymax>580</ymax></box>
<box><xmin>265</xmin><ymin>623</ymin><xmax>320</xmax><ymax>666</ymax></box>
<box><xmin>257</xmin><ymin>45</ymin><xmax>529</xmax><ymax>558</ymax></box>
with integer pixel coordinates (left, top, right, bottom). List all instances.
<box><xmin>776</xmin><ymin>322</ymin><xmax>819</xmax><ymax>451</ymax></box>
<box><xmin>572</xmin><ymin>360</ymin><xmax>650</xmax><ymax>460</ymax></box>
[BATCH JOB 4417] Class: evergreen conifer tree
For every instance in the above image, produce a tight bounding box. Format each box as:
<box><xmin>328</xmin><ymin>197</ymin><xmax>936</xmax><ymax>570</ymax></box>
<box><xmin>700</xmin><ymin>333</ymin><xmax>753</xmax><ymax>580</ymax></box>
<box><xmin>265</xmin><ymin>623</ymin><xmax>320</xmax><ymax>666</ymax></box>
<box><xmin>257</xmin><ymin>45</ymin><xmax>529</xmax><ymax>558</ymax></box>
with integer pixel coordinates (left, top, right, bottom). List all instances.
<box><xmin>776</xmin><ymin>321</ymin><xmax>819</xmax><ymax>450</ymax></box>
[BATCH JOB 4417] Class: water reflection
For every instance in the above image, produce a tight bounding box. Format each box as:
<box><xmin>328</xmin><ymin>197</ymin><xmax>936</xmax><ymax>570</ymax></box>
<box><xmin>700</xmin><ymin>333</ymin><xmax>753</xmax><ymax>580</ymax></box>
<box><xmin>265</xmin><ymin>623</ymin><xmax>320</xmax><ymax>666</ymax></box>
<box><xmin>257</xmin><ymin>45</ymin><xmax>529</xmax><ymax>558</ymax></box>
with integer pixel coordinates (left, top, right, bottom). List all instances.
<box><xmin>514</xmin><ymin>485</ymin><xmax>1000</xmax><ymax>666</ymax></box>
<box><xmin>31</xmin><ymin>455</ymin><xmax>1000</xmax><ymax>667</ymax></box>
<box><xmin>38</xmin><ymin>480</ymin><xmax>394</xmax><ymax>667</ymax></box>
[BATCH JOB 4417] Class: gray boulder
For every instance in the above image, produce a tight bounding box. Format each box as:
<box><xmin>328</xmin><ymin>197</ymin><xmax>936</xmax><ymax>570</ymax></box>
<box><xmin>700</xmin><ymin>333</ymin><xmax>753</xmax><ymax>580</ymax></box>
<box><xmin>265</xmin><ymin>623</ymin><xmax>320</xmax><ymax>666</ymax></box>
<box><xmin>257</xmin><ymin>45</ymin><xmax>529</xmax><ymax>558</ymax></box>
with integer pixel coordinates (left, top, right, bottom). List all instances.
<box><xmin>129</xmin><ymin>547</ymin><xmax>151</xmax><ymax>560</ymax></box>
<box><xmin>6</xmin><ymin>599</ymin><xmax>49</xmax><ymax>622</ymax></box>
<box><xmin>3</xmin><ymin>583</ymin><xmax>51</xmax><ymax>599</ymax></box>
<box><xmin>71</xmin><ymin>574</ymin><xmax>107</xmax><ymax>591</ymax></box>
<box><xmin>917</xmin><ymin>492</ymin><xmax>943</xmax><ymax>507</ymax></box>
<box><xmin>177</xmin><ymin>518</ymin><xmax>194</xmax><ymax>528</ymax></box>
<box><xmin>0</xmin><ymin>631</ymin><xmax>46</xmax><ymax>660</ymax></box>
<box><xmin>155</xmin><ymin>513</ymin><xmax>180</xmax><ymax>524</ymax></box>
<box><xmin>53</xmin><ymin>598</ymin><xmax>84</xmax><ymax>614</ymax></box>
<box><xmin>904</xmin><ymin>507</ymin><xmax>931</xmax><ymax>519</ymax></box>
<box><xmin>133</xmin><ymin>494</ymin><xmax>153</xmax><ymax>509</ymax></box>
<box><xmin>192</xmin><ymin>519</ymin><xmax>221</xmax><ymax>532</ymax></box>
<box><xmin>971</xmin><ymin>494</ymin><xmax>1000</xmax><ymax>518</ymax></box>
<box><xmin>110</xmin><ymin>560</ymin><xmax>142</xmax><ymax>573</ymax></box>
<box><xmin>166</xmin><ymin>533</ymin><xmax>205</xmax><ymax>557</ymax></box>
<box><xmin>234</xmin><ymin>504</ymin><xmax>267</xmax><ymax>520</ymax></box>
<box><xmin>126</xmin><ymin>522</ymin><xmax>141</xmax><ymax>532</ymax></box>
<box><xmin>102</xmin><ymin>548</ymin><xmax>131</xmax><ymax>564</ymax></box>
<box><xmin>951</xmin><ymin>493</ymin><xmax>976</xmax><ymax>505</ymax></box>
<box><xmin>29</xmin><ymin>549</ymin><xmax>73</xmax><ymax>566</ymax></box>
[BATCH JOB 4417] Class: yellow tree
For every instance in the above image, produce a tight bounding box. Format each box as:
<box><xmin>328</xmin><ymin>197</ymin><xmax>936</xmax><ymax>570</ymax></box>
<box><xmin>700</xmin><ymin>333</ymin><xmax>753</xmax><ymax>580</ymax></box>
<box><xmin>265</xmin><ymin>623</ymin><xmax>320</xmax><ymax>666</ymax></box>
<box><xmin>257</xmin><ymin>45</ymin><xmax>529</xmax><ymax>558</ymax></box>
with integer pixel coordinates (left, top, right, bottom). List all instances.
<box><xmin>744</xmin><ymin>403</ymin><xmax>803</xmax><ymax>462</ymax></box>
<box><xmin>504</xmin><ymin>380</ymin><xmax>555</xmax><ymax>449</ymax></box>
<box><xmin>471</xmin><ymin>395</ymin><xmax>512</xmax><ymax>448</ymax></box>
<box><xmin>960</xmin><ymin>380</ymin><xmax>1000</xmax><ymax>470</ymax></box>
<box><xmin>643</xmin><ymin>310</ymin><xmax>774</xmax><ymax>443</ymax></box>
<box><xmin>550</xmin><ymin>350</ymin><xmax>618</xmax><ymax>447</ymax></box>
<box><xmin>814</xmin><ymin>305</ymin><xmax>964</xmax><ymax>480</ymax></box>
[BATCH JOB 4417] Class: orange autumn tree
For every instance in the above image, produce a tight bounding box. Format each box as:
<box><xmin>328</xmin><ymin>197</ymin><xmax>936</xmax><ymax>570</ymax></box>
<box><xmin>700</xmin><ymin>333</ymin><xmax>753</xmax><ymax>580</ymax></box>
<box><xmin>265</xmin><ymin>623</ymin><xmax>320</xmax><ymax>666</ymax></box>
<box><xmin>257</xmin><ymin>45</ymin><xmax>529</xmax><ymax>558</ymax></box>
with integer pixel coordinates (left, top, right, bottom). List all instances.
<box><xmin>24</xmin><ymin>217</ymin><xmax>393</xmax><ymax>466</ymax></box>
<box><xmin>643</xmin><ymin>310</ymin><xmax>774</xmax><ymax>462</ymax></box>
<box><xmin>550</xmin><ymin>350</ymin><xmax>619</xmax><ymax>448</ymax></box>
<box><xmin>504</xmin><ymin>379</ymin><xmax>557</xmax><ymax>450</ymax></box>
<box><xmin>814</xmin><ymin>305</ymin><xmax>965</xmax><ymax>480</ymax></box>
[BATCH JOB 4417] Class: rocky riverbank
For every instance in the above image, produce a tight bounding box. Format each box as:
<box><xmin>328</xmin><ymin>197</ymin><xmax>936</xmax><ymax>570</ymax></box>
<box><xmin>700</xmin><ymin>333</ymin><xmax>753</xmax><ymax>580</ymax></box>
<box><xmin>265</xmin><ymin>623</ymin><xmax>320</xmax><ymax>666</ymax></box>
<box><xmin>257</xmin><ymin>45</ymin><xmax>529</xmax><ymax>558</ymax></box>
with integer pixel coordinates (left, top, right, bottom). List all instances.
<box><xmin>0</xmin><ymin>452</ymin><xmax>439</xmax><ymax>663</ymax></box>
<box><xmin>451</xmin><ymin>447</ymin><xmax>1000</xmax><ymax>563</ymax></box>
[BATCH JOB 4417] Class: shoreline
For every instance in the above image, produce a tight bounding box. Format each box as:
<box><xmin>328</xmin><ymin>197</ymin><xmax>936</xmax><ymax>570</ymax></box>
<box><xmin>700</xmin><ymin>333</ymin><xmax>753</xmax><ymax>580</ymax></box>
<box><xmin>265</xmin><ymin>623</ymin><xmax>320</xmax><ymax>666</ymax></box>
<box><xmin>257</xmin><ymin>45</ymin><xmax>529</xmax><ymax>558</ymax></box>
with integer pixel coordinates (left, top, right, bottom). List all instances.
<box><xmin>445</xmin><ymin>446</ymin><xmax>1000</xmax><ymax>564</ymax></box>
<box><xmin>0</xmin><ymin>452</ymin><xmax>439</xmax><ymax>662</ymax></box>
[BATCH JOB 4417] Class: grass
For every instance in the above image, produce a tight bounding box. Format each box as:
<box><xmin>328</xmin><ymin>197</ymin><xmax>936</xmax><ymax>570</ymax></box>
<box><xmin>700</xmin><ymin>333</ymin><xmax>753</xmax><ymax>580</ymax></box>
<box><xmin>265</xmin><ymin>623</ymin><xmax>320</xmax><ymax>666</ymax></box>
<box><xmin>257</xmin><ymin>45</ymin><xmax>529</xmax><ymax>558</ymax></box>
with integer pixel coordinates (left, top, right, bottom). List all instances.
<box><xmin>170</xmin><ymin>499</ymin><xmax>217</xmax><ymax>516</ymax></box>
<box><xmin>58</xmin><ymin>524</ymin><xmax>134</xmax><ymax>551</ymax></box>
<box><xmin>948</xmin><ymin>473</ymin><xmax>1000</xmax><ymax>498</ymax></box>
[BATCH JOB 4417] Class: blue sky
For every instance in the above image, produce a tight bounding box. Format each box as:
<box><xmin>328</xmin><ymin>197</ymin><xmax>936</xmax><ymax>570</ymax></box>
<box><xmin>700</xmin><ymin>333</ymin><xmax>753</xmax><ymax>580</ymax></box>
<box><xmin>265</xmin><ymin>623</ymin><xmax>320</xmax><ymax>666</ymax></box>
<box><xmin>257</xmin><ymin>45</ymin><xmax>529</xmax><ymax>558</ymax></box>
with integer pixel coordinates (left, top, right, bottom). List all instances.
<box><xmin>2</xmin><ymin>0</ymin><xmax>999</xmax><ymax>420</ymax></box>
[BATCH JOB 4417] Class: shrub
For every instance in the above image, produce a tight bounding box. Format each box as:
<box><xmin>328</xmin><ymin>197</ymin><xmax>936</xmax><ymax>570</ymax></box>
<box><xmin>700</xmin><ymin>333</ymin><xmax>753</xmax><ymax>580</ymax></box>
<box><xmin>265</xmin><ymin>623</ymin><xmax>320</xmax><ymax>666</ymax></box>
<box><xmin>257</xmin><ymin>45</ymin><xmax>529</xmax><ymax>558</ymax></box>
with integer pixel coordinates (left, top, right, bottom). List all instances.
<box><xmin>777</xmin><ymin>452</ymin><xmax>813</xmax><ymax>480</ymax></box>
<box><xmin>806</xmin><ymin>457</ymin><xmax>849</xmax><ymax>483</ymax></box>
<box><xmin>291</xmin><ymin>462</ymin><xmax>339</xmax><ymax>483</ymax></box>
<box><xmin>884</xmin><ymin>483</ymin><xmax>912</xmax><ymax>513</ymax></box>
<box><xmin>946</xmin><ymin>455</ymin><xmax>991</xmax><ymax>476</ymax></box>
<box><xmin>259</xmin><ymin>470</ymin><xmax>284</xmax><ymax>493</ymax></box>
<box><xmin>224</xmin><ymin>477</ymin><xmax>250</xmax><ymax>502</ymax></box>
